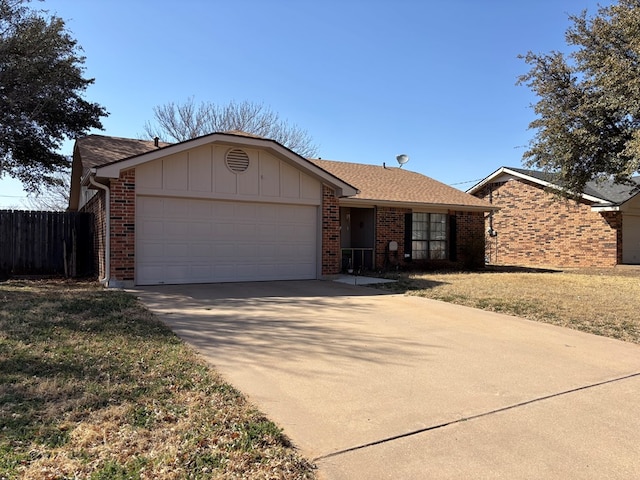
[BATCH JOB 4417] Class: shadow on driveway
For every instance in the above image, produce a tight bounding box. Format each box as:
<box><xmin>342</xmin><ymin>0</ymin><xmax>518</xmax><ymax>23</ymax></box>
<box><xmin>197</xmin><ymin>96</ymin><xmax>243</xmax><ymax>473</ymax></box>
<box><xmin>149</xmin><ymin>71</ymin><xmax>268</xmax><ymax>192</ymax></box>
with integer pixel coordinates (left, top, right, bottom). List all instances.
<box><xmin>132</xmin><ymin>279</ymin><xmax>640</xmax><ymax>478</ymax></box>
<box><xmin>132</xmin><ymin>280</ymin><xmax>444</xmax><ymax>376</ymax></box>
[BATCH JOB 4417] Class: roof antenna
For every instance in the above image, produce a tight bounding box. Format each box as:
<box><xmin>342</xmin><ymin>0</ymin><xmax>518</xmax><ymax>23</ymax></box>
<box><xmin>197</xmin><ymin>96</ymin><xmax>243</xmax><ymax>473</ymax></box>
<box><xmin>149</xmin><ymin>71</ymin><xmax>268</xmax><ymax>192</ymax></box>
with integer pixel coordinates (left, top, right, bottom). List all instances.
<box><xmin>396</xmin><ymin>154</ymin><xmax>409</xmax><ymax>168</ymax></box>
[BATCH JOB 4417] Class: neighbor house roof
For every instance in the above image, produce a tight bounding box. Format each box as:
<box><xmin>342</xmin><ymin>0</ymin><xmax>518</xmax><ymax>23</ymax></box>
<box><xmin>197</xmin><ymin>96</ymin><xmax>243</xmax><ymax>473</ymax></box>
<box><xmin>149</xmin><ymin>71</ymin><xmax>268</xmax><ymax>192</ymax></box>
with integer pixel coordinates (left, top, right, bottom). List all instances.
<box><xmin>311</xmin><ymin>159</ymin><xmax>494</xmax><ymax>211</ymax></box>
<box><xmin>467</xmin><ymin>166</ymin><xmax>640</xmax><ymax>208</ymax></box>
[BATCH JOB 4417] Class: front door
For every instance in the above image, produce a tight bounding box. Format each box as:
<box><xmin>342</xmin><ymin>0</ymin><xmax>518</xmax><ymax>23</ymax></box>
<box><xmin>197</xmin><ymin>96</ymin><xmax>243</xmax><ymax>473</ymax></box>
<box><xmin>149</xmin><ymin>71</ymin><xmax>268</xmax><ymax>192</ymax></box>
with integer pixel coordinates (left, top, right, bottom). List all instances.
<box><xmin>340</xmin><ymin>207</ymin><xmax>375</xmax><ymax>272</ymax></box>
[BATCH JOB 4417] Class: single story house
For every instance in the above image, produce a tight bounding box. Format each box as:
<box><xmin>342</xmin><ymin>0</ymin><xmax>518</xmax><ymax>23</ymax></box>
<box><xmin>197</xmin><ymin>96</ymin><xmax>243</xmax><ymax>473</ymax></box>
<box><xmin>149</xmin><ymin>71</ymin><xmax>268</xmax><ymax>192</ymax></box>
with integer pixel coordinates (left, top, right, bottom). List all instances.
<box><xmin>69</xmin><ymin>132</ymin><xmax>494</xmax><ymax>287</ymax></box>
<box><xmin>467</xmin><ymin>166</ymin><xmax>640</xmax><ymax>268</ymax></box>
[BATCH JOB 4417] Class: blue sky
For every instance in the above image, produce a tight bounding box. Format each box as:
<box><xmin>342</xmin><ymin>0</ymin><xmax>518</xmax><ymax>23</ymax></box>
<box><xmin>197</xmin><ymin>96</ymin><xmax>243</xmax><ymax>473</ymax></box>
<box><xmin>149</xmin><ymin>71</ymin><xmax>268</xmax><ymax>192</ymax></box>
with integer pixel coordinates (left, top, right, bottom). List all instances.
<box><xmin>0</xmin><ymin>0</ymin><xmax>612</xmax><ymax>208</ymax></box>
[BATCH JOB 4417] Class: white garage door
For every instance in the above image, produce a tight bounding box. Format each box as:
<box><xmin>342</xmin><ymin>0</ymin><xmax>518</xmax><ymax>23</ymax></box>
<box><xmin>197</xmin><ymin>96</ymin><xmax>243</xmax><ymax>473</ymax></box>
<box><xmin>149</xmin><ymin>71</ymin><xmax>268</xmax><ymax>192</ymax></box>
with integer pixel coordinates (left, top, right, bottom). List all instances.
<box><xmin>623</xmin><ymin>214</ymin><xmax>640</xmax><ymax>264</ymax></box>
<box><xmin>136</xmin><ymin>196</ymin><xmax>318</xmax><ymax>285</ymax></box>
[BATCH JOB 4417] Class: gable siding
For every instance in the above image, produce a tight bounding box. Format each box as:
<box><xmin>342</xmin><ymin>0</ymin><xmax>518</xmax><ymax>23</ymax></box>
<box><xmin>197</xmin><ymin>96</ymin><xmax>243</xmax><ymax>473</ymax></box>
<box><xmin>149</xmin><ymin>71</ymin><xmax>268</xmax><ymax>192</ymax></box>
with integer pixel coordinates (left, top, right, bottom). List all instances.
<box><xmin>476</xmin><ymin>179</ymin><xmax>620</xmax><ymax>268</ymax></box>
<box><xmin>135</xmin><ymin>145</ymin><xmax>322</xmax><ymax>205</ymax></box>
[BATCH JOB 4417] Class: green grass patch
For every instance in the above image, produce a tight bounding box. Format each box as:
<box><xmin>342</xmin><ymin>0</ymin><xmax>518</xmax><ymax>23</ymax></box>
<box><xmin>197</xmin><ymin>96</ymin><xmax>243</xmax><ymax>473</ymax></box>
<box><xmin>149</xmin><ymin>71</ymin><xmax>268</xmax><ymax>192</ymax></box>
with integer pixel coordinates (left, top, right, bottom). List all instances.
<box><xmin>0</xmin><ymin>280</ymin><xmax>315</xmax><ymax>479</ymax></box>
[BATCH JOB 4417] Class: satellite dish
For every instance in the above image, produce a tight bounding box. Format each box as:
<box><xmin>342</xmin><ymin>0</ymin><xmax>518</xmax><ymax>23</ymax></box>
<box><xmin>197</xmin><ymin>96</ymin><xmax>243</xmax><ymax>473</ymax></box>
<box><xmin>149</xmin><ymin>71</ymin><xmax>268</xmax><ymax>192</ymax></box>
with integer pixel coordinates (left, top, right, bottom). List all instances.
<box><xmin>396</xmin><ymin>154</ymin><xmax>409</xmax><ymax>168</ymax></box>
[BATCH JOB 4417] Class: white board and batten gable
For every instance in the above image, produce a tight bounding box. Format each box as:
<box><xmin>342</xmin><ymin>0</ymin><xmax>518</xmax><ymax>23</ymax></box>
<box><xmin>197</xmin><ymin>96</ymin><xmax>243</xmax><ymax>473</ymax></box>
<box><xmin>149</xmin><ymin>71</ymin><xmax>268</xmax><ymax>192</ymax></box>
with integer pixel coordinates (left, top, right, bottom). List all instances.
<box><xmin>135</xmin><ymin>143</ymin><xmax>323</xmax><ymax>205</ymax></box>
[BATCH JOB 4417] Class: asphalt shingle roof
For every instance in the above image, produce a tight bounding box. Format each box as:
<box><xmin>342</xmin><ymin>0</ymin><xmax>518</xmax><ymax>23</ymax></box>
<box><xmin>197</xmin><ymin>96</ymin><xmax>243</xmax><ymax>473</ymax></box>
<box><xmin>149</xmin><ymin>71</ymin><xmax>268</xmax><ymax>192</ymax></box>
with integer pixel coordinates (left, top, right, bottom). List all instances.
<box><xmin>507</xmin><ymin>167</ymin><xmax>640</xmax><ymax>205</ymax></box>
<box><xmin>75</xmin><ymin>134</ymin><xmax>492</xmax><ymax>209</ymax></box>
<box><xmin>311</xmin><ymin>159</ymin><xmax>491</xmax><ymax>208</ymax></box>
<box><xmin>75</xmin><ymin>134</ymin><xmax>170</xmax><ymax>169</ymax></box>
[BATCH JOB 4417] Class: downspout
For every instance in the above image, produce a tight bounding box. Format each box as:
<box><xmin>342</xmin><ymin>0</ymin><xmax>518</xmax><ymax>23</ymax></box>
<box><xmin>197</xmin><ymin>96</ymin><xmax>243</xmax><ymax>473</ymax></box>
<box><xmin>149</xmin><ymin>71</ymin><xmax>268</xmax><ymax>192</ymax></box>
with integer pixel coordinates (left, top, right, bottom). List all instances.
<box><xmin>89</xmin><ymin>172</ymin><xmax>110</xmax><ymax>287</ymax></box>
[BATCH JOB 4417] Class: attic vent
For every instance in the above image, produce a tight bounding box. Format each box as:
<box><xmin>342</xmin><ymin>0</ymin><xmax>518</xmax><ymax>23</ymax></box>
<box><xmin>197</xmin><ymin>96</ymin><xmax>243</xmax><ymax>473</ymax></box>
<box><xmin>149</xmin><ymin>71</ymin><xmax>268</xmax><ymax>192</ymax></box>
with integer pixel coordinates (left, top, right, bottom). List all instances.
<box><xmin>225</xmin><ymin>148</ymin><xmax>250</xmax><ymax>173</ymax></box>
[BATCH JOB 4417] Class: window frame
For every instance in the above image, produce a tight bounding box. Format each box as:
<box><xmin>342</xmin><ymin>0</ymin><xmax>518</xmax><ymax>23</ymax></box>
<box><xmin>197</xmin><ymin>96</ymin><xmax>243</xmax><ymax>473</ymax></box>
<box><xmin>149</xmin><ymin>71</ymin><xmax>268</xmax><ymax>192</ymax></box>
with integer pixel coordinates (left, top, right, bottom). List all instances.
<box><xmin>411</xmin><ymin>212</ymin><xmax>449</xmax><ymax>260</ymax></box>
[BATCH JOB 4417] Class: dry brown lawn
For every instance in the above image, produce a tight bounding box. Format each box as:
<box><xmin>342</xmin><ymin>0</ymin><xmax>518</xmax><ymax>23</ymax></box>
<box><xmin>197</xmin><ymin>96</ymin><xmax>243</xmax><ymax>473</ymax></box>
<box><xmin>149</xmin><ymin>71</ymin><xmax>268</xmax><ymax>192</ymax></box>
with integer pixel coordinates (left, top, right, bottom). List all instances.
<box><xmin>378</xmin><ymin>267</ymin><xmax>640</xmax><ymax>344</ymax></box>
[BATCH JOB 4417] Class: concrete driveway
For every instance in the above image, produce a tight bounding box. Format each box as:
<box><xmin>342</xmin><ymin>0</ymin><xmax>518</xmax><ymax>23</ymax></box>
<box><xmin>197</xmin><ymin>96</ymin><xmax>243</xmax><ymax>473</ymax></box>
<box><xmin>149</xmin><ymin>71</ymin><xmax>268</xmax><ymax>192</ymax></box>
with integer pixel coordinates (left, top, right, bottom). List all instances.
<box><xmin>132</xmin><ymin>280</ymin><xmax>640</xmax><ymax>479</ymax></box>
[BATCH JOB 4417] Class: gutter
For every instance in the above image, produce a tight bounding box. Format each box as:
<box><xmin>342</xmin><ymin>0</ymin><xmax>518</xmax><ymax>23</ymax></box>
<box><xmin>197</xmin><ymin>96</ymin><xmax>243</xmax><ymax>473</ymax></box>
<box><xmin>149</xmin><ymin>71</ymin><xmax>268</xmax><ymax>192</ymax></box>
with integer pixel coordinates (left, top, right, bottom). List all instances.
<box><xmin>338</xmin><ymin>198</ymin><xmax>498</xmax><ymax>212</ymax></box>
<box><xmin>88</xmin><ymin>171</ymin><xmax>111</xmax><ymax>287</ymax></box>
<box><xmin>591</xmin><ymin>205</ymin><xmax>620</xmax><ymax>212</ymax></box>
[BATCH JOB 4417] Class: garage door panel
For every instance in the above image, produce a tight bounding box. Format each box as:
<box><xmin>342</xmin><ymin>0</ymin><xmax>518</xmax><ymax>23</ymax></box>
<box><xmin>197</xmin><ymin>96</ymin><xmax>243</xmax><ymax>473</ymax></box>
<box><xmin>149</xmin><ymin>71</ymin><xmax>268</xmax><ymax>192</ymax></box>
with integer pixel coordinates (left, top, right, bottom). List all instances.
<box><xmin>212</xmin><ymin>225</ymin><xmax>234</xmax><ymax>239</ymax></box>
<box><xmin>236</xmin><ymin>203</ymin><xmax>257</xmax><ymax>217</ymax></box>
<box><xmin>189</xmin><ymin>222</ymin><xmax>212</xmax><ymax>236</ymax></box>
<box><xmin>258</xmin><ymin>206</ymin><xmax>278</xmax><ymax>221</ymax></box>
<box><xmin>259</xmin><ymin>244</ymin><xmax>278</xmax><ymax>257</ymax></box>
<box><xmin>191</xmin><ymin>243</ymin><xmax>213</xmax><ymax>257</ymax></box>
<box><xmin>165</xmin><ymin>243</ymin><xmax>190</xmax><ymax>257</ymax></box>
<box><xmin>140</xmin><ymin>219</ymin><xmax>164</xmax><ymax>236</ymax></box>
<box><xmin>190</xmin><ymin>265</ymin><xmax>212</xmax><ymax>280</ymax></box>
<box><xmin>236</xmin><ymin>224</ymin><xmax>257</xmax><ymax>237</ymax></box>
<box><xmin>214</xmin><ymin>264</ymin><xmax>237</xmax><ymax>281</ymax></box>
<box><xmin>213</xmin><ymin>243</ymin><xmax>237</xmax><ymax>258</ymax></box>
<box><xmin>138</xmin><ymin>264</ymin><xmax>164</xmax><ymax>282</ymax></box>
<box><xmin>190</xmin><ymin>201</ymin><xmax>213</xmax><ymax>218</ymax></box>
<box><xmin>258</xmin><ymin>224</ymin><xmax>277</xmax><ymax>238</ymax></box>
<box><xmin>298</xmin><ymin>244</ymin><xmax>317</xmax><ymax>257</ymax></box>
<box><xmin>165</xmin><ymin>265</ymin><xmax>190</xmax><ymax>282</ymax></box>
<box><xmin>165</xmin><ymin>200</ymin><xmax>190</xmax><ymax>217</ymax></box>
<box><xmin>138</xmin><ymin>241</ymin><xmax>164</xmax><ymax>259</ymax></box>
<box><xmin>137</xmin><ymin>197</ymin><xmax>317</xmax><ymax>285</ymax></box>
<box><xmin>237</xmin><ymin>243</ymin><xmax>258</xmax><ymax>257</ymax></box>
<box><xmin>164</xmin><ymin>221</ymin><xmax>190</xmax><ymax>237</ymax></box>
<box><xmin>138</xmin><ymin>196</ymin><xmax>163</xmax><ymax>215</ymax></box>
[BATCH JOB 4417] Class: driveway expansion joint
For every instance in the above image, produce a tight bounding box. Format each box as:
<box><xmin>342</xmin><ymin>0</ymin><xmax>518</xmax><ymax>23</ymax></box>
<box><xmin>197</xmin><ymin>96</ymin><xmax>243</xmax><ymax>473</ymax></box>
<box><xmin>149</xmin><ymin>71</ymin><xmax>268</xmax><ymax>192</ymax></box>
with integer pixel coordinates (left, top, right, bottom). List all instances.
<box><xmin>313</xmin><ymin>371</ymin><xmax>640</xmax><ymax>462</ymax></box>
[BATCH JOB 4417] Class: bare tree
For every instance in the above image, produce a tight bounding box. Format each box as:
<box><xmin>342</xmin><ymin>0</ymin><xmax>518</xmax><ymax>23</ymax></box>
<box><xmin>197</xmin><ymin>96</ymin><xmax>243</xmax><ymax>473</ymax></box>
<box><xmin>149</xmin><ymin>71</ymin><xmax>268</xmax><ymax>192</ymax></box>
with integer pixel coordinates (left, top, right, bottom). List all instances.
<box><xmin>143</xmin><ymin>99</ymin><xmax>318</xmax><ymax>158</ymax></box>
<box><xmin>22</xmin><ymin>168</ymin><xmax>70</xmax><ymax>211</ymax></box>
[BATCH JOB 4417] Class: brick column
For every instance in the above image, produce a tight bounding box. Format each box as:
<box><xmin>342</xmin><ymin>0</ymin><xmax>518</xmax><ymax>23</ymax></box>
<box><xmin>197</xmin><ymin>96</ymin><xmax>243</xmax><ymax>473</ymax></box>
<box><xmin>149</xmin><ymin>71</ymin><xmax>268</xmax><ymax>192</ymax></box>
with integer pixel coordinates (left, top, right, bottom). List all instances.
<box><xmin>321</xmin><ymin>185</ymin><xmax>340</xmax><ymax>275</ymax></box>
<box><xmin>375</xmin><ymin>206</ymin><xmax>410</xmax><ymax>269</ymax></box>
<box><xmin>109</xmin><ymin>169</ymin><xmax>136</xmax><ymax>285</ymax></box>
<box><xmin>455</xmin><ymin>210</ymin><xmax>485</xmax><ymax>268</ymax></box>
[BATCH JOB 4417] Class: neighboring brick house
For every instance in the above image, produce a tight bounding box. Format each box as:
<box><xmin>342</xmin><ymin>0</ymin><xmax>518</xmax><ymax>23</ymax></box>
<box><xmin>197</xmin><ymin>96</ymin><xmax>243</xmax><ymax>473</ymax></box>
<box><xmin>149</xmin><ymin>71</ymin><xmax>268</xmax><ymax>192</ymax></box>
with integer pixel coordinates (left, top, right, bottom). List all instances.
<box><xmin>69</xmin><ymin>132</ymin><xmax>493</xmax><ymax>287</ymax></box>
<box><xmin>468</xmin><ymin>167</ymin><xmax>640</xmax><ymax>268</ymax></box>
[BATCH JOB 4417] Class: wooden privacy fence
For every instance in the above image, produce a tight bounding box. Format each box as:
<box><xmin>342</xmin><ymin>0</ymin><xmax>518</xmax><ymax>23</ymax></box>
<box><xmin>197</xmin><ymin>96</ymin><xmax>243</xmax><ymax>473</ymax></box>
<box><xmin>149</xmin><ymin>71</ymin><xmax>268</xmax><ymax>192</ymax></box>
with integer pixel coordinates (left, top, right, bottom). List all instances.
<box><xmin>0</xmin><ymin>210</ymin><xmax>94</xmax><ymax>278</ymax></box>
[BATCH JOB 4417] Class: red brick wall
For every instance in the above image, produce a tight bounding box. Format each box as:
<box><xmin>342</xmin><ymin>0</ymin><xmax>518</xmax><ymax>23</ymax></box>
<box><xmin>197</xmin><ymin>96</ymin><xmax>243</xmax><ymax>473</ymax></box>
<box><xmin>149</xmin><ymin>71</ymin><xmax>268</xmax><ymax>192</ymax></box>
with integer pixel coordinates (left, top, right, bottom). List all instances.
<box><xmin>322</xmin><ymin>185</ymin><xmax>340</xmax><ymax>275</ymax></box>
<box><xmin>454</xmin><ymin>210</ymin><xmax>486</xmax><ymax>268</ymax></box>
<box><xmin>375</xmin><ymin>206</ymin><xmax>410</xmax><ymax>269</ymax></box>
<box><xmin>109</xmin><ymin>169</ymin><xmax>136</xmax><ymax>282</ymax></box>
<box><xmin>476</xmin><ymin>179</ymin><xmax>621</xmax><ymax>268</ymax></box>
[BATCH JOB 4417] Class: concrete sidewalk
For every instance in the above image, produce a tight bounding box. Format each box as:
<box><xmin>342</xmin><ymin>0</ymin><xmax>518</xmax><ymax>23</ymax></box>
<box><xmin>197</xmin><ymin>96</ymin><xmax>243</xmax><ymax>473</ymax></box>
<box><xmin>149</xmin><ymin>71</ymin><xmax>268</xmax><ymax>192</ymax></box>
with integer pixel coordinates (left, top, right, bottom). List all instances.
<box><xmin>133</xmin><ymin>280</ymin><xmax>640</xmax><ymax>479</ymax></box>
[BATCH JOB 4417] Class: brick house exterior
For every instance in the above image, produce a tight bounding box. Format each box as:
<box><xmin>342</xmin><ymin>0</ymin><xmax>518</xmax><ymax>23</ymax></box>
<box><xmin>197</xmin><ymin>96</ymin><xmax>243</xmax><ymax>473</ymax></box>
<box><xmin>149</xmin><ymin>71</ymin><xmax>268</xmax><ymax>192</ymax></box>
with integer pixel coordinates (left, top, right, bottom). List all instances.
<box><xmin>69</xmin><ymin>133</ymin><xmax>493</xmax><ymax>286</ymax></box>
<box><xmin>468</xmin><ymin>167</ymin><xmax>640</xmax><ymax>268</ymax></box>
<box><xmin>372</xmin><ymin>208</ymin><xmax>486</xmax><ymax>270</ymax></box>
<box><xmin>374</xmin><ymin>206</ymin><xmax>410</xmax><ymax>269</ymax></box>
<box><xmin>321</xmin><ymin>185</ymin><xmax>341</xmax><ymax>276</ymax></box>
<box><xmin>82</xmin><ymin>188</ymin><xmax>106</xmax><ymax>280</ymax></box>
<box><xmin>109</xmin><ymin>169</ymin><xmax>136</xmax><ymax>282</ymax></box>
